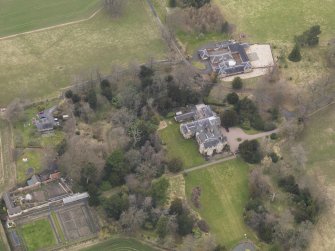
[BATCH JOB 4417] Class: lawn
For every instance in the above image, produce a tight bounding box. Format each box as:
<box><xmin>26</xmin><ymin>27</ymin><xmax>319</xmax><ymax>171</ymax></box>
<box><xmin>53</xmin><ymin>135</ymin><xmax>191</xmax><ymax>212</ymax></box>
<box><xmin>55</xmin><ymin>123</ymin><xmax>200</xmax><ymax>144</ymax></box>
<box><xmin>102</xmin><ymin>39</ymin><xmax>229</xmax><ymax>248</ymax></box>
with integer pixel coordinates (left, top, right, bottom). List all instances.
<box><xmin>16</xmin><ymin>149</ymin><xmax>43</xmax><ymax>183</ymax></box>
<box><xmin>0</xmin><ymin>0</ymin><xmax>166</xmax><ymax>106</ymax></box>
<box><xmin>214</xmin><ymin>0</ymin><xmax>335</xmax><ymax>43</ymax></box>
<box><xmin>20</xmin><ymin>219</ymin><xmax>56</xmax><ymax>251</ymax></box>
<box><xmin>82</xmin><ymin>238</ymin><xmax>158</xmax><ymax>251</ymax></box>
<box><xmin>185</xmin><ymin>159</ymin><xmax>257</xmax><ymax>248</ymax></box>
<box><xmin>300</xmin><ymin>103</ymin><xmax>335</xmax><ymax>184</ymax></box>
<box><xmin>159</xmin><ymin>121</ymin><xmax>205</xmax><ymax>168</ymax></box>
<box><xmin>0</xmin><ymin>0</ymin><xmax>101</xmax><ymax>36</ymax></box>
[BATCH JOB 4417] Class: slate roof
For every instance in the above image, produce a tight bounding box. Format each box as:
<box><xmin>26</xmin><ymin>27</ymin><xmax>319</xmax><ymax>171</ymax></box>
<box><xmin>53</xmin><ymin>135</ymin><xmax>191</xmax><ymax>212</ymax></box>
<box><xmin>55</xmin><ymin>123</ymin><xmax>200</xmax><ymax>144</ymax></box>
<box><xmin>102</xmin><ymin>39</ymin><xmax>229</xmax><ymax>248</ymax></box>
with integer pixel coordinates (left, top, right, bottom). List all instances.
<box><xmin>35</xmin><ymin>107</ymin><xmax>56</xmax><ymax>132</ymax></box>
<box><xmin>175</xmin><ymin>111</ymin><xmax>196</xmax><ymax>123</ymax></box>
<box><xmin>178</xmin><ymin>105</ymin><xmax>226</xmax><ymax>151</ymax></box>
<box><xmin>3</xmin><ymin>192</ymin><xmax>22</xmax><ymax>216</ymax></box>
<box><xmin>198</xmin><ymin>41</ymin><xmax>252</xmax><ymax>77</ymax></box>
<box><xmin>27</xmin><ymin>175</ymin><xmax>40</xmax><ymax>186</ymax></box>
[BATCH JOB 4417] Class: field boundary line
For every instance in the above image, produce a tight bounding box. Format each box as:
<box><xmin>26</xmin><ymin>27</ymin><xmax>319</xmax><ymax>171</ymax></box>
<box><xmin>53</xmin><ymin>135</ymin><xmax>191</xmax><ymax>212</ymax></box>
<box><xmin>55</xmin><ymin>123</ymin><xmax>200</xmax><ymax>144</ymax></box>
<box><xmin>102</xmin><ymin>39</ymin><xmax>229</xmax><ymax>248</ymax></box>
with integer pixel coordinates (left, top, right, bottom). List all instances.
<box><xmin>0</xmin><ymin>8</ymin><xmax>102</xmax><ymax>41</ymax></box>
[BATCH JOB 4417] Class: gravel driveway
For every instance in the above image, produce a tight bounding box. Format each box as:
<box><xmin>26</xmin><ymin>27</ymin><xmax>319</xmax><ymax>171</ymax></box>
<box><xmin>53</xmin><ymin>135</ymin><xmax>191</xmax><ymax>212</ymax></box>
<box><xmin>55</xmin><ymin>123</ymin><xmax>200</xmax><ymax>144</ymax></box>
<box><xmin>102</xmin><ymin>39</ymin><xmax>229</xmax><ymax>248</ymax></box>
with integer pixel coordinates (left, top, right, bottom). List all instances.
<box><xmin>222</xmin><ymin>127</ymin><xmax>278</xmax><ymax>153</ymax></box>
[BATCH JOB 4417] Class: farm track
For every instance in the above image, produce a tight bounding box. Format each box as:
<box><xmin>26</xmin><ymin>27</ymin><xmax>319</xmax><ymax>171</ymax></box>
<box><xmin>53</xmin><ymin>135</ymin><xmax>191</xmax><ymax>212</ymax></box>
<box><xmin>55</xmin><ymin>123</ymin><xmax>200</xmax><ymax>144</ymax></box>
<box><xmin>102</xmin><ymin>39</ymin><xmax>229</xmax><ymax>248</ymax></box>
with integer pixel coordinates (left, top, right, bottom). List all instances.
<box><xmin>0</xmin><ymin>8</ymin><xmax>102</xmax><ymax>41</ymax></box>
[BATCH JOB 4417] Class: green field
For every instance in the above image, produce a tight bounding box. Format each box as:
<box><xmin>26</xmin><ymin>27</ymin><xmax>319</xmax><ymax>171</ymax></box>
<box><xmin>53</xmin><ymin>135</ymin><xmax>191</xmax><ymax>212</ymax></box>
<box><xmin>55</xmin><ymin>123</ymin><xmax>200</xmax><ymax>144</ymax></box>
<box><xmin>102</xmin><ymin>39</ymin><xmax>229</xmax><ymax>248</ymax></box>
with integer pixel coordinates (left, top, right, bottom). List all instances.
<box><xmin>20</xmin><ymin>219</ymin><xmax>56</xmax><ymax>251</ymax></box>
<box><xmin>300</xmin><ymin>104</ymin><xmax>335</xmax><ymax>183</ymax></box>
<box><xmin>185</xmin><ymin>159</ymin><xmax>257</xmax><ymax>248</ymax></box>
<box><xmin>0</xmin><ymin>0</ymin><xmax>101</xmax><ymax>36</ymax></box>
<box><xmin>0</xmin><ymin>0</ymin><xmax>166</xmax><ymax>106</ymax></box>
<box><xmin>159</xmin><ymin>121</ymin><xmax>205</xmax><ymax>168</ymax></box>
<box><xmin>214</xmin><ymin>0</ymin><xmax>335</xmax><ymax>42</ymax></box>
<box><xmin>82</xmin><ymin>238</ymin><xmax>158</xmax><ymax>251</ymax></box>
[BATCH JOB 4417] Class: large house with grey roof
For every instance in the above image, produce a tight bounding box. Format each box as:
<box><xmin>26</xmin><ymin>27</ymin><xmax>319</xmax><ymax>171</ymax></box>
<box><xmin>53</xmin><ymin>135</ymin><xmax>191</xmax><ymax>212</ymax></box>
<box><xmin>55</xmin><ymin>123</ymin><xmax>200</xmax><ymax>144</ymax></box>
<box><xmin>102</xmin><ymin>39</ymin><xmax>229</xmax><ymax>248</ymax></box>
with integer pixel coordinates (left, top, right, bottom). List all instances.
<box><xmin>198</xmin><ymin>41</ymin><xmax>252</xmax><ymax>78</ymax></box>
<box><xmin>175</xmin><ymin>104</ymin><xmax>227</xmax><ymax>156</ymax></box>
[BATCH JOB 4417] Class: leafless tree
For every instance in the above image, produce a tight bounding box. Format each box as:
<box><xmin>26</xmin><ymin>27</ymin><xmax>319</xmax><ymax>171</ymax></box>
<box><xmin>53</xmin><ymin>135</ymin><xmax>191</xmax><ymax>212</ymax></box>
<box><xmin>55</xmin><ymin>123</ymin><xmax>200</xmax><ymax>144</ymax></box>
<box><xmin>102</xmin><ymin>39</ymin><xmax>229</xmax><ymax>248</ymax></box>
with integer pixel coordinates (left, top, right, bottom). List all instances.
<box><xmin>249</xmin><ymin>168</ymin><xmax>271</xmax><ymax>199</ymax></box>
<box><xmin>103</xmin><ymin>0</ymin><xmax>127</xmax><ymax>17</ymax></box>
<box><xmin>119</xmin><ymin>207</ymin><xmax>147</xmax><ymax>234</ymax></box>
<box><xmin>4</xmin><ymin>98</ymin><xmax>25</xmax><ymax>123</ymax></box>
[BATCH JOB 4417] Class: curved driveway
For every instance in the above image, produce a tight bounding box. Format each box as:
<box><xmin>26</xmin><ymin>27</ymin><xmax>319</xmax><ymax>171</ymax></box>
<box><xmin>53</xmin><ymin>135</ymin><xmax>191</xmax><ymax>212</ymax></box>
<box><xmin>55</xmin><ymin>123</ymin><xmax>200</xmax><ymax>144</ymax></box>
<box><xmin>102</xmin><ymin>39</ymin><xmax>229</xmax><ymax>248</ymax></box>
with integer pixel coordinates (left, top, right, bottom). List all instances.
<box><xmin>222</xmin><ymin>127</ymin><xmax>278</xmax><ymax>153</ymax></box>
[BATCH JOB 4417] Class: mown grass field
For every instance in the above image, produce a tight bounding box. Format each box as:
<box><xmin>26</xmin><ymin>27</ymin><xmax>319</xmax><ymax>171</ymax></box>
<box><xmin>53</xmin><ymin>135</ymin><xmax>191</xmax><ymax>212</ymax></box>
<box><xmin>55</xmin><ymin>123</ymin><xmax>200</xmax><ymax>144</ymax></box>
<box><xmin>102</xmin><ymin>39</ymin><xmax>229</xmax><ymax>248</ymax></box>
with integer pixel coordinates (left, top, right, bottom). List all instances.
<box><xmin>0</xmin><ymin>0</ymin><xmax>101</xmax><ymax>36</ymax></box>
<box><xmin>20</xmin><ymin>219</ymin><xmax>56</xmax><ymax>251</ymax></box>
<box><xmin>82</xmin><ymin>238</ymin><xmax>158</xmax><ymax>251</ymax></box>
<box><xmin>214</xmin><ymin>0</ymin><xmax>335</xmax><ymax>43</ymax></box>
<box><xmin>185</xmin><ymin>159</ymin><xmax>257</xmax><ymax>248</ymax></box>
<box><xmin>159</xmin><ymin>121</ymin><xmax>205</xmax><ymax>168</ymax></box>
<box><xmin>0</xmin><ymin>0</ymin><xmax>166</xmax><ymax>106</ymax></box>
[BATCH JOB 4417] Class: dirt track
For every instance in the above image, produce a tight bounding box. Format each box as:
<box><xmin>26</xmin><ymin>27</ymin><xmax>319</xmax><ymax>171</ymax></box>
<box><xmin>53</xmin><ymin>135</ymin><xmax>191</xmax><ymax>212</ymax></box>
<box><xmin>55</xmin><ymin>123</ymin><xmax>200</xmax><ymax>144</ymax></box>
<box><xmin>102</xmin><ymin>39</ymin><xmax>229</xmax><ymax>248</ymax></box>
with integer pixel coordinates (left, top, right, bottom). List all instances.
<box><xmin>0</xmin><ymin>8</ymin><xmax>101</xmax><ymax>41</ymax></box>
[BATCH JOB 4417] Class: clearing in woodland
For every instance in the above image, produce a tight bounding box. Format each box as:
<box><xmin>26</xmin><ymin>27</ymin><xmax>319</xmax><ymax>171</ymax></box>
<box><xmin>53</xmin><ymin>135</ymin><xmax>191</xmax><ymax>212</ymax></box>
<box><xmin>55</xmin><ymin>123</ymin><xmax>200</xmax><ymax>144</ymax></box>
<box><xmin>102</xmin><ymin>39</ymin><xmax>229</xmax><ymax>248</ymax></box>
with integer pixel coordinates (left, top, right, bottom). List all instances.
<box><xmin>0</xmin><ymin>0</ymin><xmax>166</xmax><ymax>106</ymax></box>
<box><xmin>185</xmin><ymin>159</ymin><xmax>259</xmax><ymax>249</ymax></box>
<box><xmin>0</xmin><ymin>0</ymin><xmax>101</xmax><ymax>36</ymax></box>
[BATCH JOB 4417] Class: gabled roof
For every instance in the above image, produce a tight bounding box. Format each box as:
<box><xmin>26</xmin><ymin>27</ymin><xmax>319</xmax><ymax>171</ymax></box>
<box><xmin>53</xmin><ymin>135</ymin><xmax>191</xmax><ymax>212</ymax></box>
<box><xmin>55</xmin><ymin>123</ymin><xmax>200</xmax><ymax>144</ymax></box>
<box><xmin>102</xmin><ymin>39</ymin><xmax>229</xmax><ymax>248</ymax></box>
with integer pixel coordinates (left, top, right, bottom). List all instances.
<box><xmin>27</xmin><ymin>175</ymin><xmax>40</xmax><ymax>186</ymax></box>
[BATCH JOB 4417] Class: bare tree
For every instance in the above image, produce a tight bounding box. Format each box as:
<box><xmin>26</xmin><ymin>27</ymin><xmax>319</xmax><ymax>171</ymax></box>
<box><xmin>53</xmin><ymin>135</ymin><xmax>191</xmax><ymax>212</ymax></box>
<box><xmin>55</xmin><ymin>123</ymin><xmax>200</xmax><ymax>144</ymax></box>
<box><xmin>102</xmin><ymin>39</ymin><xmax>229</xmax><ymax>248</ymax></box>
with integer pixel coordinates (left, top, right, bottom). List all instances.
<box><xmin>119</xmin><ymin>207</ymin><xmax>147</xmax><ymax>234</ymax></box>
<box><xmin>4</xmin><ymin>98</ymin><xmax>25</xmax><ymax>123</ymax></box>
<box><xmin>103</xmin><ymin>0</ymin><xmax>127</xmax><ymax>17</ymax></box>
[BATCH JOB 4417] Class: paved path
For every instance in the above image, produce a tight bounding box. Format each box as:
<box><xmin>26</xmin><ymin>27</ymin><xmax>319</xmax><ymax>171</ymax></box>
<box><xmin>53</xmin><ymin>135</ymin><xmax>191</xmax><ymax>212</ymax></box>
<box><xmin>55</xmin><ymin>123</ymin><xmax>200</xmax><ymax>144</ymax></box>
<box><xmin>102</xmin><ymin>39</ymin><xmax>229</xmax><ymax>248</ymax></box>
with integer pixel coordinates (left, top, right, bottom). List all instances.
<box><xmin>0</xmin><ymin>8</ymin><xmax>102</xmax><ymax>41</ymax></box>
<box><xmin>184</xmin><ymin>155</ymin><xmax>236</xmax><ymax>173</ymax></box>
<box><xmin>223</xmin><ymin>127</ymin><xmax>278</xmax><ymax>153</ymax></box>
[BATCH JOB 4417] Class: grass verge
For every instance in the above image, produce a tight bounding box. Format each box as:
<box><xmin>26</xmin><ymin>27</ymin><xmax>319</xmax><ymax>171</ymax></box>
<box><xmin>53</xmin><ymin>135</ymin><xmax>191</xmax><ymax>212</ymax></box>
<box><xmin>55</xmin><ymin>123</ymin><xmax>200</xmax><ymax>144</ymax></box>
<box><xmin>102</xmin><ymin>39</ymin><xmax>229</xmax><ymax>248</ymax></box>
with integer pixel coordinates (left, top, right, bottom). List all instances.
<box><xmin>51</xmin><ymin>212</ymin><xmax>66</xmax><ymax>243</ymax></box>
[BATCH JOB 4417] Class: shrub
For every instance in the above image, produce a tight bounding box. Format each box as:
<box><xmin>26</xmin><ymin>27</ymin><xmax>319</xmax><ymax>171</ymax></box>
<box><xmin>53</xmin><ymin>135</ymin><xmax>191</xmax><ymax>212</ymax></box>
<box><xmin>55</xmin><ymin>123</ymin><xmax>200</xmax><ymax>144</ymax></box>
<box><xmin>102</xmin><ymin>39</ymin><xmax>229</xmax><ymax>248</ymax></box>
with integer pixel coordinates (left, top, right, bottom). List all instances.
<box><xmin>170</xmin><ymin>198</ymin><xmax>183</xmax><ymax>215</ymax></box>
<box><xmin>71</xmin><ymin>94</ymin><xmax>81</xmax><ymax>103</ymax></box>
<box><xmin>288</xmin><ymin>43</ymin><xmax>302</xmax><ymax>62</ymax></box>
<box><xmin>221</xmin><ymin>109</ymin><xmax>239</xmax><ymax>128</ymax></box>
<box><xmin>191</xmin><ymin>186</ymin><xmax>201</xmax><ymax>208</ymax></box>
<box><xmin>232</xmin><ymin>77</ymin><xmax>243</xmax><ymax>89</ymax></box>
<box><xmin>270</xmin><ymin>133</ymin><xmax>278</xmax><ymax>140</ymax></box>
<box><xmin>197</xmin><ymin>219</ymin><xmax>210</xmax><ymax>233</ymax></box>
<box><xmin>269</xmin><ymin>152</ymin><xmax>279</xmax><ymax>163</ymax></box>
<box><xmin>238</xmin><ymin>140</ymin><xmax>262</xmax><ymax>163</ymax></box>
<box><xmin>169</xmin><ymin>0</ymin><xmax>177</xmax><ymax>7</ymax></box>
<box><xmin>263</xmin><ymin>122</ymin><xmax>276</xmax><ymax>131</ymax></box>
<box><xmin>177</xmin><ymin>212</ymin><xmax>195</xmax><ymax>236</ymax></box>
<box><xmin>65</xmin><ymin>89</ymin><xmax>73</xmax><ymax>99</ymax></box>
<box><xmin>226</xmin><ymin>92</ymin><xmax>239</xmax><ymax>105</ymax></box>
<box><xmin>167</xmin><ymin>158</ymin><xmax>183</xmax><ymax>173</ymax></box>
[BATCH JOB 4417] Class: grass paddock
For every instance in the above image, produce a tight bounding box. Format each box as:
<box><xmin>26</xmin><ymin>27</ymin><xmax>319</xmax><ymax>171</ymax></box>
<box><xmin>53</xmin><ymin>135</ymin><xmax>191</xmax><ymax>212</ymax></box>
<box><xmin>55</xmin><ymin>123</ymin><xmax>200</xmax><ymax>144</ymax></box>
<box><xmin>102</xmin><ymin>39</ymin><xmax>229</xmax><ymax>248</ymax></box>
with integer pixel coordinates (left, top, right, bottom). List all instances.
<box><xmin>185</xmin><ymin>159</ymin><xmax>256</xmax><ymax>248</ymax></box>
<box><xmin>0</xmin><ymin>0</ymin><xmax>166</xmax><ymax>106</ymax></box>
